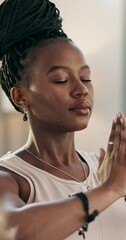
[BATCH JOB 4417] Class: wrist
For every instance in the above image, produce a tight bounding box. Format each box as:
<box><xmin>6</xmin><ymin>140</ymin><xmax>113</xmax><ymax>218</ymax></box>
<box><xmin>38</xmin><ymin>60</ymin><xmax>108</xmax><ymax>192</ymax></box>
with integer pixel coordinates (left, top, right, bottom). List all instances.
<box><xmin>103</xmin><ymin>179</ymin><xmax>124</xmax><ymax>199</ymax></box>
<box><xmin>86</xmin><ymin>182</ymin><xmax>122</xmax><ymax>215</ymax></box>
<box><xmin>69</xmin><ymin>192</ymin><xmax>99</xmax><ymax>238</ymax></box>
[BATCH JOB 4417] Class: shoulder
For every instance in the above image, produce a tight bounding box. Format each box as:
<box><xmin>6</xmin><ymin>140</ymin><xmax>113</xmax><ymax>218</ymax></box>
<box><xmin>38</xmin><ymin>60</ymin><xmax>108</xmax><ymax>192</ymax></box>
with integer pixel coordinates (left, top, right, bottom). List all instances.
<box><xmin>0</xmin><ymin>151</ymin><xmax>19</xmax><ymax>171</ymax></box>
<box><xmin>0</xmin><ymin>152</ymin><xmax>30</xmax><ymax>204</ymax></box>
<box><xmin>0</xmin><ymin>151</ymin><xmax>22</xmax><ymax>186</ymax></box>
<box><xmin>0</xmin><ymin>162</ymin><xmax>22</xmax><ymax>204</ymax></box>
<box><xmin>0</xmin><ymin>151</ymin><xmax>16</xmax><ymax>162</ymax></box>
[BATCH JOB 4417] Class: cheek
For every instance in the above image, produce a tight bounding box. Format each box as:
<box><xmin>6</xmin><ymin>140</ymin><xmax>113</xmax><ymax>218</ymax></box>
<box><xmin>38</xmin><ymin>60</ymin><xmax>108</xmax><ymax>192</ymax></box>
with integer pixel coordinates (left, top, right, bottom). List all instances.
<box><xmin>87</xmin><ymin>84</ymin><xmax>94</xmax><ymax>110</ymax></box>
<box><xmin>36</xmin><ymin>91</ymin><xmax>67</xmax><ymax>124</ymax></box>
<box><xmin>37</xmin><ymin>91</ymin><xmax>64</xmax><ymax>112</ymax></box>
<box><xmin>88</xmin><ymin>84</ymin><xmax>94</xmax><ymax>98</ymax></box>
<box><xmin>91</xmin><ymin>86</ymin><xmax>94</xmax><ymax>99</ymax></box>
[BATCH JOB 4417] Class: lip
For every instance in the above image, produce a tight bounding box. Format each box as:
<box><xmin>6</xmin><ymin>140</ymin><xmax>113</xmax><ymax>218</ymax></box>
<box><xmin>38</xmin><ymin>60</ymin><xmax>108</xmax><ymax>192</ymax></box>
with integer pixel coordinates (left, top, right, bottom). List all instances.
<box><xmin>69</xmin><ymin>101</ymin><xmax>91</xmax><ymax>115</ymax></box>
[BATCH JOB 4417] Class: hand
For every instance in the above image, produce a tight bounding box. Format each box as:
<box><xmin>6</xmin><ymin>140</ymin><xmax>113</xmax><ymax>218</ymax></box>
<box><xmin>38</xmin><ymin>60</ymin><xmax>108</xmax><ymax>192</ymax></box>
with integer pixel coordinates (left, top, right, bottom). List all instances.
<box><xmin>97</xmin><ymin>147</ymin><xmax>106</xmax><ymax>177</ymax></box>
<box><xmin>97</xmin><ymin>112</ymin><xmax>126</xmax><ymax>197</ymax></box>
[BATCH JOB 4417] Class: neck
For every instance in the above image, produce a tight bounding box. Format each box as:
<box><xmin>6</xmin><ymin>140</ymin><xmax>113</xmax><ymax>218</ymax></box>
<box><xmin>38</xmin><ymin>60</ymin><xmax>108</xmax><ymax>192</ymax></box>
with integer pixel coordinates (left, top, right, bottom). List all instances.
<box><xmin>26</xmin><ymin>127</ymin><xmax>77</xmax><ymax>165</ymax></box>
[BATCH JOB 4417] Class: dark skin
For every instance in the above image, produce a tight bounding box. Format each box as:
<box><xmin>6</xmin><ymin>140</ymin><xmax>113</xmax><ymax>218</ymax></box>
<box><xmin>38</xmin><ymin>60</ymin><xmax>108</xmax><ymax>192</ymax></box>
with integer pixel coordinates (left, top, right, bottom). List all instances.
<box><xmin>11</xmin><ymin>39</ymin><xmax>94</xmax><ymax>202</ymax></box>
<box><xmin>0</xmin><ymin>39</ymin><xmax>126</xmax><ymax>240</ymax></box>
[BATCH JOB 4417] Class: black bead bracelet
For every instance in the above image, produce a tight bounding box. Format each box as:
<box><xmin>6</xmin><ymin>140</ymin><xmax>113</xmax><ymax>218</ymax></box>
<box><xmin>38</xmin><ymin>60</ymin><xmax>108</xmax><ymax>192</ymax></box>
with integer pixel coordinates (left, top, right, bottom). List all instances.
<box><xmin>69</xmin><ymin>192</ymin><xmax>99</xmax><ymax>239</ymax></box>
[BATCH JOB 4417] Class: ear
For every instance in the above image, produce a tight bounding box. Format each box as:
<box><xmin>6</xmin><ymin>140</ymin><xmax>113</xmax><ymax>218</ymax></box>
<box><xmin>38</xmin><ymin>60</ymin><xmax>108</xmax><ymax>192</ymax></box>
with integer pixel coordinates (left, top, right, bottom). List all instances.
<box><xmin>10</xmin><ymin>86</ymin><xmax>27</xmax><ymax>110</ymax></box>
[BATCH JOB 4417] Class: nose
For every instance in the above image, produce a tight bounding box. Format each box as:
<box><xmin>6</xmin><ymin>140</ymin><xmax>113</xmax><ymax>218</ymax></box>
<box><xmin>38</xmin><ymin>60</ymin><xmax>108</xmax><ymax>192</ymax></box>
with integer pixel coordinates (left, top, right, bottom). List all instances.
<box><xmin>71</xmin><ymin>82</ymin><xmax>89</xmax><ymax>98</ymax></box>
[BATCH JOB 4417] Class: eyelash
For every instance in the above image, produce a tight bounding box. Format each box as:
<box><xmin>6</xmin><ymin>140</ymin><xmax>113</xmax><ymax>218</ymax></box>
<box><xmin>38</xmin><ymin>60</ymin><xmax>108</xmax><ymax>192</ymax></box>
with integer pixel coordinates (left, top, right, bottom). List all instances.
<box><xmin>54</xmin><ymin>79</ymin><xmax>68</xmax><ymax>84</ymax></box>
<box><xmin>81</xmin><ymin>79</ymin><xmax>92</xmax><ymax>83</ymax></box>
<box><xmin>54</xmin><ymin>79</ymin><xmax>92</xmax><ymax>84</ymax></box>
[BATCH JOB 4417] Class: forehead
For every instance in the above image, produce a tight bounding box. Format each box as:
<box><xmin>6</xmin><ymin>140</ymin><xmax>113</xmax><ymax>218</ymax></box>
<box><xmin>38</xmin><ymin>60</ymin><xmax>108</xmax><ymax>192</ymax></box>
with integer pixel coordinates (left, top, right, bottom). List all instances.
<box><xmin>28</xmin><ymin>39</ymin><xmax>87</xmax><ymax>68</ymax></box>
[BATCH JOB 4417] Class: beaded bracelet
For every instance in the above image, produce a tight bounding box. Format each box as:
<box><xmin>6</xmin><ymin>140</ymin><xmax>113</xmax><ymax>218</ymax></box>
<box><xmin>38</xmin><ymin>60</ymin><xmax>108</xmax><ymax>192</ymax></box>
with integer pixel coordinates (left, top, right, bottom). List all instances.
<box><xmin>69</xmin><ymin>192</ymin><xmax>99</xmax><ymax>239</ymax></box>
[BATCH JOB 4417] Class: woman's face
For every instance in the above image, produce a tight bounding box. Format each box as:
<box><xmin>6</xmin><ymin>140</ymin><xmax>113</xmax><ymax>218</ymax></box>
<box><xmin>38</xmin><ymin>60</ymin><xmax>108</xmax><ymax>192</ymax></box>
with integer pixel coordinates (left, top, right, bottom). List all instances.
<box><xmin>22</xmin><ymin>39</ymin><xmax>94</xmax><ymax>132</ymax></box>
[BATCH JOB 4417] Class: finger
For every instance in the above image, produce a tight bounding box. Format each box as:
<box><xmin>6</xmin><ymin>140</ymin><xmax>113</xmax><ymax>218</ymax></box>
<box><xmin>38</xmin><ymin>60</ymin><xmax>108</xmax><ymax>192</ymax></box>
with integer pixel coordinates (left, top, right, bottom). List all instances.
<box><xmin>115</xmin><ymin>113</ymin><xmax>126</xmax><ymax>151</ymax></box>
<box><xmin>98</xmin><ymin>147</ymin><xmax>106</xmax><ymax>169</ymax></box>
<box><xmin>119</xmin><ymin>117</ymin><xmax>126</xmax><ymax>154</ymax></box>
<box><xmin>107</xmin><ymin>112</ymin><xmax>125</xmax><ymax>155</ymax></box>
<box><xmin>108</xmin><ymin>113</ymin><xmax>124</xmax><ymax>153</ymax></box>
<box><xmin>113</xmin><ymin>113</ymin><xmax>122</xmax><ymax>151</ymax></box>
<box><xmin>107</xmin><ymin>119</ymin><xmax>116</xmax><ymax>153</ymax></box>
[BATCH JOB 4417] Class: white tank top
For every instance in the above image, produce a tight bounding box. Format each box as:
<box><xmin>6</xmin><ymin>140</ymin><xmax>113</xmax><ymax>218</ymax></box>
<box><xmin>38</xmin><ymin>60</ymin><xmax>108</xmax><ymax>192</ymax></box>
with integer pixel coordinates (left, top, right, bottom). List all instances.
<box><xmin>0</xmin><ymin>150</ymin><xmax>126</xmax><ymax>240</ymax></box>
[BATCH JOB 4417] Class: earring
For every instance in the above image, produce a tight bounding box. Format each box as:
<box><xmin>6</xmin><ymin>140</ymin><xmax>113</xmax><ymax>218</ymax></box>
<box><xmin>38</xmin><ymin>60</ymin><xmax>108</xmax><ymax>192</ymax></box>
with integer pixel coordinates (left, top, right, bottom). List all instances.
<box><xmin>23</xmin><ymin>108</ymin><xmax>28</xmax><ymax>121</ymax></box>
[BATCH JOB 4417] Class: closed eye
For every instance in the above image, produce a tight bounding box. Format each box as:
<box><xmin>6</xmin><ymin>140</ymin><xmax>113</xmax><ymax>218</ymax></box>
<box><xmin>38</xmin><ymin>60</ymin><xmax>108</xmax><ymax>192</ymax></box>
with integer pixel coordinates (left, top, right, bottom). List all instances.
<box><xmin>53</xmin><ymin>79</ymin><xmax>68</xmax><ymax>84</ymax></box>
<box><xmin>81</xmin><ymin>79</ymin><xmax>92</xmax><ymax>83</ymax></box>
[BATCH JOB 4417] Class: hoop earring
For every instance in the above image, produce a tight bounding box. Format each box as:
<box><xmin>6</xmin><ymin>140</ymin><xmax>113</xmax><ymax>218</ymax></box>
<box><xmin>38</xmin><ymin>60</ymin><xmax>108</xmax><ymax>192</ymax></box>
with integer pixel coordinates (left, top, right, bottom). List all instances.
<box><xmin>23</xmin><ymin>108</ymin><xmax>28</xmax><ymax>121</ymax></box>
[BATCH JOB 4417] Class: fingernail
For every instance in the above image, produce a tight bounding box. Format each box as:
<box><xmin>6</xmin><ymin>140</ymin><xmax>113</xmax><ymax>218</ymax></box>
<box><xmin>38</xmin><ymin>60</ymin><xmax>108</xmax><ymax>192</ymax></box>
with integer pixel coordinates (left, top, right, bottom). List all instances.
<box><xmin>113</xmin><ymin>118</ymin><xmax>117</xmax><ymax>124</ymax></box>
<box><xmin>116</xmin><ymin>112</ymin><xmax>121</xmax><ymax>118</ymax></box>
<box><xmin>120</xmin><ymin>118</ymin><xmax>124</xmax><ymax>124</ymax></box>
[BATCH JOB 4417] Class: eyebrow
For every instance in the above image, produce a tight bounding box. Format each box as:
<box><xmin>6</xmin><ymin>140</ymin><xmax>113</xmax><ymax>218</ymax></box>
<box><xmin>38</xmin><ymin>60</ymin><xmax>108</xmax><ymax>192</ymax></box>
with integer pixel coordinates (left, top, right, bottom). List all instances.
<box><xmin>47</xmin><ymin>65</ymin><xmax>90</xmax><ymax>74</ymax></box>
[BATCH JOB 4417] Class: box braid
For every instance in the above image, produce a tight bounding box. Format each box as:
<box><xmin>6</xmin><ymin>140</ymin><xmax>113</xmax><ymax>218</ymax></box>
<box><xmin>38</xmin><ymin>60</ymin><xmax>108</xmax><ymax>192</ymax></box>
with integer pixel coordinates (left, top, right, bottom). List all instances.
<box><xmin>0</xmin><ymin>0</ymin><xmax>68</xmax><ymax>113</ymax></box>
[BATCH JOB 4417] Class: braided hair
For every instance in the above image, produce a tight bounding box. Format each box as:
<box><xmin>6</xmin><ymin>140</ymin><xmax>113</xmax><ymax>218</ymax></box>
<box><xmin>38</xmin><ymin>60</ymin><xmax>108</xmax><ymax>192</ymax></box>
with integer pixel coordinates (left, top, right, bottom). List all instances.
<box><xmin>0</xmin><ymin>0</ymin><xmax>68</xmax><ymax>113</ymax></box>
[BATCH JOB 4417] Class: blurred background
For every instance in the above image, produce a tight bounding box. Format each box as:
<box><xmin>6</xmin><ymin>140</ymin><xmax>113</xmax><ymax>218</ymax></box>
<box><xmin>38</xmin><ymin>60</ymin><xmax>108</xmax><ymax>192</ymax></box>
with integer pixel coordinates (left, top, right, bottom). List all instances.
<box><xmin>0</xmin><ymin>0</ymin><xmax>125</xmax><ymax>156</ymax></box>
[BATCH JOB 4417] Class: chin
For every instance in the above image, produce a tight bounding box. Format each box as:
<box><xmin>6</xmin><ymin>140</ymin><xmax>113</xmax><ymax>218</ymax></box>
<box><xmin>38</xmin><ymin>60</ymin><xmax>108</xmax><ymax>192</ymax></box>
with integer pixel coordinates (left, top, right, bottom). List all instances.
<box><xmin>76</xmin><ymin>124</ymin><xmax>88</xmax><ymax>131</ymax></box>
<box><xmin>68</xmin><ymin>122</ymin><xmax>89</xmax><ymax>132</ymax></box>
<box><xmin>76</xmin><ymin>118</ymin><xmax>90</xmax><ymax>130</ymax></box>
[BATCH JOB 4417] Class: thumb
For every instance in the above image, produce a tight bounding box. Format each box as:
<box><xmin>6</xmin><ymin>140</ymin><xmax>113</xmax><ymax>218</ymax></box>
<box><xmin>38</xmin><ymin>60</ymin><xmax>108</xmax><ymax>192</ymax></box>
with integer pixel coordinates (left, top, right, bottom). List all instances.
<box><xmin>98</xmin><ymin>147</ymin><xmax>106</xmax><ymax>169</ymax></box>
<box><xmin>97</xmin><ymin>147</ymin><xmax>106</xmax><ymax>182</ymax></box>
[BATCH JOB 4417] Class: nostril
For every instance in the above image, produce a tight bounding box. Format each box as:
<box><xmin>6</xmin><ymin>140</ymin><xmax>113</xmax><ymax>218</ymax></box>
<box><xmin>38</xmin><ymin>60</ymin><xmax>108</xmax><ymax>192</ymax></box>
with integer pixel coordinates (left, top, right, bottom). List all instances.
<box><xmin>73</xmin><ymin>87</ymin><xmax>88</xmax><ymax>98</ymax></box>
<box><xmin>76</xmin><ymin>92</ymin><xmax>83</xmax><ymax>97</ymax></box>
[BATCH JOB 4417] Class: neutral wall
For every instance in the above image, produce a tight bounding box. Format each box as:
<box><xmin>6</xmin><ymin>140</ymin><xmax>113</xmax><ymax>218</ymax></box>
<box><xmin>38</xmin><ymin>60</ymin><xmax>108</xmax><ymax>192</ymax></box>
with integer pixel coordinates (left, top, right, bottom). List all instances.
<box><xmin>0</xmin><ymin>0</ymin><xmax>125</xmax><ymax>156</ymax></box>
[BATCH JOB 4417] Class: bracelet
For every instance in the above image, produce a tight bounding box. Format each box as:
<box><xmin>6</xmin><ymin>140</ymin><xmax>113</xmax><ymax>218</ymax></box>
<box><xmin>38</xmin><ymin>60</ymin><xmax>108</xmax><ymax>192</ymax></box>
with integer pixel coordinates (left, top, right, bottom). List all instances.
<box><xmin>69</xmin><ymin>192</ymin><xmax>99</xmax><ymax>239</ymax></box>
